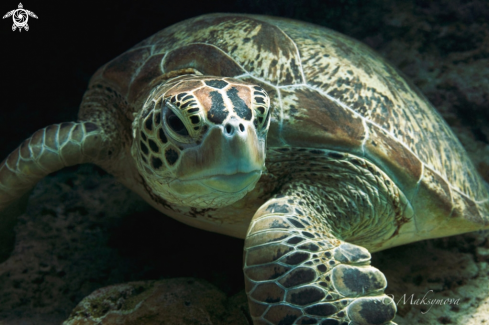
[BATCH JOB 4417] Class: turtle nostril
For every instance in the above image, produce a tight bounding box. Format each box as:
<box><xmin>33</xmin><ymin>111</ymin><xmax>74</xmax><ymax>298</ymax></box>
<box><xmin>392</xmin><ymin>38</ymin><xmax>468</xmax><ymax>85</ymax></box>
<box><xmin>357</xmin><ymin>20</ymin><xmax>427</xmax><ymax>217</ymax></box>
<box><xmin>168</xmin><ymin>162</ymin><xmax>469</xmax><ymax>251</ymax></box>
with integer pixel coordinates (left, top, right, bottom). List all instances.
<box><xmin>239</xmin><ymin>123</ymin><xmax>245</xmax><ymax>132</ymax></box>
<box><xmin>225</xmin><ymin>124</ymin><xmax>234</xmax><ymax>135</ymax></box>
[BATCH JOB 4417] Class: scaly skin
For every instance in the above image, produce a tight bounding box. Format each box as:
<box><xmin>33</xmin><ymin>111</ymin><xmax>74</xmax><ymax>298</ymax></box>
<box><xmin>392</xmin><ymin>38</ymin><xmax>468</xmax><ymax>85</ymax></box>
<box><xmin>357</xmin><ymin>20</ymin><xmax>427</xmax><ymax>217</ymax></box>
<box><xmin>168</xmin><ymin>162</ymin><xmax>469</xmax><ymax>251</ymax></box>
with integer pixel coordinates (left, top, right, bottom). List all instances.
<box><xmin>243</xmin><ymin>149</ymin><xmax>405</xmax><ymax>324</ymax></box>
<box><xmin>245</xmin><ymin>197</ymin><xmax>396</xmax><ymax>325</ymax></box>
<box><xmin>0</xmin><ymin>122</ymin><xmax>106</xmax><ymax>260</ymax></box>
<box><xmin>241</xmin><ymin>148</ymin><xmax>410</xmax><ymax>324</ymax></box>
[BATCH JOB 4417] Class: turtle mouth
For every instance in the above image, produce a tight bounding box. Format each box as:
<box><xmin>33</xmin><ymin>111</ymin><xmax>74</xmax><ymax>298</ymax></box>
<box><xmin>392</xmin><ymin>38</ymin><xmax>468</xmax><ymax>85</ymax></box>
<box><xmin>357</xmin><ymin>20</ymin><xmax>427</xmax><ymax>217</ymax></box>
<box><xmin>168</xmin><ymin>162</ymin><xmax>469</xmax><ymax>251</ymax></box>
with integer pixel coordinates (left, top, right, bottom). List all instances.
<box><xmin>197</xmin><ymin>170</ymin><xmax>261</xmax><ymax>193</ymax></box>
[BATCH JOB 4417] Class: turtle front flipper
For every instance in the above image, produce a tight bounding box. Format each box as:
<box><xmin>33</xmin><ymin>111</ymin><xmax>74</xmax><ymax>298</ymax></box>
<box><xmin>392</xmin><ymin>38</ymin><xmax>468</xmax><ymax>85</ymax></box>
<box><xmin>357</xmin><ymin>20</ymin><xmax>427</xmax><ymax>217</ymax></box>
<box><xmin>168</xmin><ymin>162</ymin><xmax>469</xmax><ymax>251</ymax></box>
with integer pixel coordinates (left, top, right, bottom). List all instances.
<box><xmin>244</xmin><ymin>196</ymin><xmax>397</xmax><ymax>325</ymax></box>
<box><xmin>0</xmin><ymin>121</ymin><xmax>106</xmax><ymax>262</ymax></box>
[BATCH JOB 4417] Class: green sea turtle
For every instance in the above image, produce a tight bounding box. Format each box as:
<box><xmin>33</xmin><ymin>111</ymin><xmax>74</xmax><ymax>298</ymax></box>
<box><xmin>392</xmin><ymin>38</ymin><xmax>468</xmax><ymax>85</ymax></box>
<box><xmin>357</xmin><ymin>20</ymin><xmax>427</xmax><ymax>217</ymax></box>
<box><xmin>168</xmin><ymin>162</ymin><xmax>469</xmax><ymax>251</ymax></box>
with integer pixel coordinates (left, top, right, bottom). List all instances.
<box><xmin>1</xmin><ymin>13</ymin><xmax>488</xmax><ymax>325</ymax></box>
<box><xmin>2</xmin><ymin>3</ymin><xmax>37</xmax><ymax>32</ymax></box>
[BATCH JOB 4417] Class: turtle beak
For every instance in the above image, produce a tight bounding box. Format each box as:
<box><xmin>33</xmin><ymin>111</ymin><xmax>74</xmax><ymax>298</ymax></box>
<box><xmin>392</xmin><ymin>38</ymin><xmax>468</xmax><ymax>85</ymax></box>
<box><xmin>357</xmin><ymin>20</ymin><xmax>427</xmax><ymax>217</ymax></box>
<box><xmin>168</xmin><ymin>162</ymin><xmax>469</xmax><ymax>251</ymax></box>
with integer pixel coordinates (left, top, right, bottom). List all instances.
<box><xmin>175</xmin><ymin>119</ymin><xmax>265</xmax><ymax>188</ymax></box>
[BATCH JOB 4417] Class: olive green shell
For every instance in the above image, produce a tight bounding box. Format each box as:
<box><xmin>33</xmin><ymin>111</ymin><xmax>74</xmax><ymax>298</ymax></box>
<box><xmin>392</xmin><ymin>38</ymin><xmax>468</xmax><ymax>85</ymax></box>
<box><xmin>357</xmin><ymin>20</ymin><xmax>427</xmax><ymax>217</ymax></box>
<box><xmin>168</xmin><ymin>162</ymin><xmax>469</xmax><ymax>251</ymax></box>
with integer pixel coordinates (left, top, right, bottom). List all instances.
<box><xmin>86</xmin><ymin>13</ymin><xmax>489</xmax><ymax>231</ymax></box>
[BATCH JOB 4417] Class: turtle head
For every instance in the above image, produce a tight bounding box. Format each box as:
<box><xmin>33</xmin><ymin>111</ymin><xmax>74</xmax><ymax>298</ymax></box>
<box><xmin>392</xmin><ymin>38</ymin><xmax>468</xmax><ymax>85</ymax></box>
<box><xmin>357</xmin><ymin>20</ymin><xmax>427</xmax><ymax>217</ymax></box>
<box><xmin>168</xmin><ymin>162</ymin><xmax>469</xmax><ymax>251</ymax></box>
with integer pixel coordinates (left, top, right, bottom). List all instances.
<box><xmin>131</xmin><ymin>76</ymin><xmax>271</xmax><ymax>208</ymax></box>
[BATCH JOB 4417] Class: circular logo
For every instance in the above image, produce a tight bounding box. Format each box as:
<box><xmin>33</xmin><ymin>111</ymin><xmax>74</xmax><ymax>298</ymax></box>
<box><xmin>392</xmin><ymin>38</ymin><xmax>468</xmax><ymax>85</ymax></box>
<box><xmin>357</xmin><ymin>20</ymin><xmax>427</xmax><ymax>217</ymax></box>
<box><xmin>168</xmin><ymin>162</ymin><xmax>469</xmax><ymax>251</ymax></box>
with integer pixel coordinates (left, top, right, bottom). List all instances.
<box><xmin>13</xmin><ymin>9</ymin><xmax>27</xmax><ymax>27</ymax></box>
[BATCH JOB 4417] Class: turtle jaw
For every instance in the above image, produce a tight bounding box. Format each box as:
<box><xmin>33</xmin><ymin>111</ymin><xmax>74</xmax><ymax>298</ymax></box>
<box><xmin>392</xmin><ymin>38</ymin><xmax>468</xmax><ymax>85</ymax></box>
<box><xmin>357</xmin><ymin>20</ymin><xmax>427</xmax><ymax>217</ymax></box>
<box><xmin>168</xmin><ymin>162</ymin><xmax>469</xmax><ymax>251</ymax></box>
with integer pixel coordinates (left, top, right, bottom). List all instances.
<box><xmin>198</xmin><ymin>171</ymin><xmax>262</xmax><ymax>193</ymax></box>
<box><xmin>169</xmin><ymin>170</ymin><xmax>262</xmax><ymax>196</ymax></box>
<box><xmin>176</xmin><ymin>122</ymin><xmax>265</xmax><ymax>176</ymax></box>
<box><xmin>166</xmin><ymin>170</ymin><xmax>262</xmax><ymax>208</ymax></box>
<box><xmin>166</xmin><ymin>123</ymin><xmax>266</xmax><ymax>208</ymax></box>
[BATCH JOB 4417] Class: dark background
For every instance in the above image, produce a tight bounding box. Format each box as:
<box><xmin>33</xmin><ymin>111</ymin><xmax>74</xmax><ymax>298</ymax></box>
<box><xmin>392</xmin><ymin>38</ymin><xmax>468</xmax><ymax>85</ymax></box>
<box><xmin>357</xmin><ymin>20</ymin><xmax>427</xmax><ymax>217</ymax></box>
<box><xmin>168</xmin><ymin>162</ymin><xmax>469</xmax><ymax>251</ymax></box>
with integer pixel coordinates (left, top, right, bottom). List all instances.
<box><xmin>1</xmin><ymin>0</ymin><xmax>488</xmax><ymax>323</ymax></box>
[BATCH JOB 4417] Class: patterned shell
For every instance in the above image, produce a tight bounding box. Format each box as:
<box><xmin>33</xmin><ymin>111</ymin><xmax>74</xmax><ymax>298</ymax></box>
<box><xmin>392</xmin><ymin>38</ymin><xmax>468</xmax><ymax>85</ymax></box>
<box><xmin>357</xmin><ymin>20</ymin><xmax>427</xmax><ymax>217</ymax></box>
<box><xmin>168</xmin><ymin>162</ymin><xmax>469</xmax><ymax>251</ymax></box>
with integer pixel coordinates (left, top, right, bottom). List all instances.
<box><xmin>86</xmin><ymin>13</ymin><xmax>489</xmax><ymax>228</ymax></box>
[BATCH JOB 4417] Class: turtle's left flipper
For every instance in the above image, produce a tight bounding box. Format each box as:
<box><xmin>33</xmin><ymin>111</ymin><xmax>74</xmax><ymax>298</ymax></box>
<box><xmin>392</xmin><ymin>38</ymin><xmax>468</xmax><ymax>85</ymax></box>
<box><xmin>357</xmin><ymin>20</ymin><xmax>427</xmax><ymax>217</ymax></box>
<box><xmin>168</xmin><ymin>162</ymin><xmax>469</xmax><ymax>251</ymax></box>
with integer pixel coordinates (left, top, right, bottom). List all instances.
<box><xmin>244</xmin><ymin>196</ymin><xmax>397</xmax><ymax>325</ymax></box>
<box><xmin>0</xmin><ymin>121</ymin><xmax>106</xmax><ymax>262</ymax></box>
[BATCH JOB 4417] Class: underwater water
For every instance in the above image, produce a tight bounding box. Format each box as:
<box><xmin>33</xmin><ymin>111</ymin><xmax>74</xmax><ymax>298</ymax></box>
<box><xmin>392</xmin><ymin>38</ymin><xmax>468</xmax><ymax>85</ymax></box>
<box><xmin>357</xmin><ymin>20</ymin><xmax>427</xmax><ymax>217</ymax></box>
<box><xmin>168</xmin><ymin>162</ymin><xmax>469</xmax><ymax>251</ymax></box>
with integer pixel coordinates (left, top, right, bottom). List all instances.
<box><xmin>0</xmin><ymin>0</ymin><xmax>488</xmax><ymax>324</ymax></box>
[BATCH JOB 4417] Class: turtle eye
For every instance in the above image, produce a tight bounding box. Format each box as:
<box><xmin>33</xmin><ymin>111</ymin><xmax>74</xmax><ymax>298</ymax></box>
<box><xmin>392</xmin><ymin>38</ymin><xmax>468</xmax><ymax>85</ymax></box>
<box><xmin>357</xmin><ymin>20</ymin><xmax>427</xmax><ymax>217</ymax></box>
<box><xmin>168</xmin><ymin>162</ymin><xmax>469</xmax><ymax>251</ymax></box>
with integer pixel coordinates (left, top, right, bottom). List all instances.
<box><xmin>162</xmin><ymin>100</ymin><xmax>193</xmax><ymax>144</ymax></box>
<box><xmin>252</xmin><ymin>86</ymin><xmax>270</xmax><ymax>130</ymax></box>
<box><xmin>166</xmin><ymin>109</ymin><xmax>189</xmax><ymax>136</ymax></box>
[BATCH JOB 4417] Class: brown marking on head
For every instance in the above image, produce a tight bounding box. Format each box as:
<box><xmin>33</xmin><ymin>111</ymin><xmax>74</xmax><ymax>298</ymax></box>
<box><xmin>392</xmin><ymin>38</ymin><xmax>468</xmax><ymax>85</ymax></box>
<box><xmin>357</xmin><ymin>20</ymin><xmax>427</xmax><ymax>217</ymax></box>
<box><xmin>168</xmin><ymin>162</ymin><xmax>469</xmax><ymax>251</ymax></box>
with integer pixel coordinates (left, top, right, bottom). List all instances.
<box><xmin>226</xmin><ymin>84</ymin><xmax>254</xmax><ymax>118</ymax></box>
<box><xmin>162</xmin><ymin>80</ymin><xmax>204</xmax><ymax>98</ymax></box>
<box><xmin>192</xmin><ymin>87</ymin><xmax>213</xmax><ymax>115</ymax></box>
<box><xmin>181</xmin><ymin>80</ymin><xmax>255</xmax><ymax>122</ymax></box>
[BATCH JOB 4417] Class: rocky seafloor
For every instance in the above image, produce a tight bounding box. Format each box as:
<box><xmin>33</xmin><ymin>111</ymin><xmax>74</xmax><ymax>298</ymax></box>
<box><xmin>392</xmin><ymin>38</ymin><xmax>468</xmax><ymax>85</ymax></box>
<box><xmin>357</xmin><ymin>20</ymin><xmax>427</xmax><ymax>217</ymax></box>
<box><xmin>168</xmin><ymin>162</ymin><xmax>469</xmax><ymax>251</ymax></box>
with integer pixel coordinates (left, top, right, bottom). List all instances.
<box><xmin>1</xmin><ymin>0</ymin><xmax>489</xmax><ymax>324</ymax></box>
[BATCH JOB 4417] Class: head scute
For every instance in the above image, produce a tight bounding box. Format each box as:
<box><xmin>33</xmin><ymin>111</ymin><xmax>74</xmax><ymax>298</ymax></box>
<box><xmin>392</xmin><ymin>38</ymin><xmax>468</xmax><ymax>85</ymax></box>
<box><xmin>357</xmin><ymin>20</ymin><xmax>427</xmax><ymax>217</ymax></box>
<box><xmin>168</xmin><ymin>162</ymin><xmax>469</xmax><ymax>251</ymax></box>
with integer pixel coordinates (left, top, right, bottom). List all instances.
<box><xmin>204</xmin><ymin>79</ymin><xmax>229</xmax><ymax>89</ymax></box>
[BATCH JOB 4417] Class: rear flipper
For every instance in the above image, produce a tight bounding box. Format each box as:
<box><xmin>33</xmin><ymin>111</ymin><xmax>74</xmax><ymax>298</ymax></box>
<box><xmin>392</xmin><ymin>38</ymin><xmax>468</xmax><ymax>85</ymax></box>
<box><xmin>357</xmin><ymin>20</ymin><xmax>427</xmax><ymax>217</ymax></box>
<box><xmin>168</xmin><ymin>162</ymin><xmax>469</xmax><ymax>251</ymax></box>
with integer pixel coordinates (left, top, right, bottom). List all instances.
<box><xmin>244</xmin><ymin>196</ymin><xmax>397</xmax><ymax>325</ymax></box>
<box><xmin>0</xmin><ymin>122</ymin><xmax>106</xmax><ymax>262</ymax></box>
